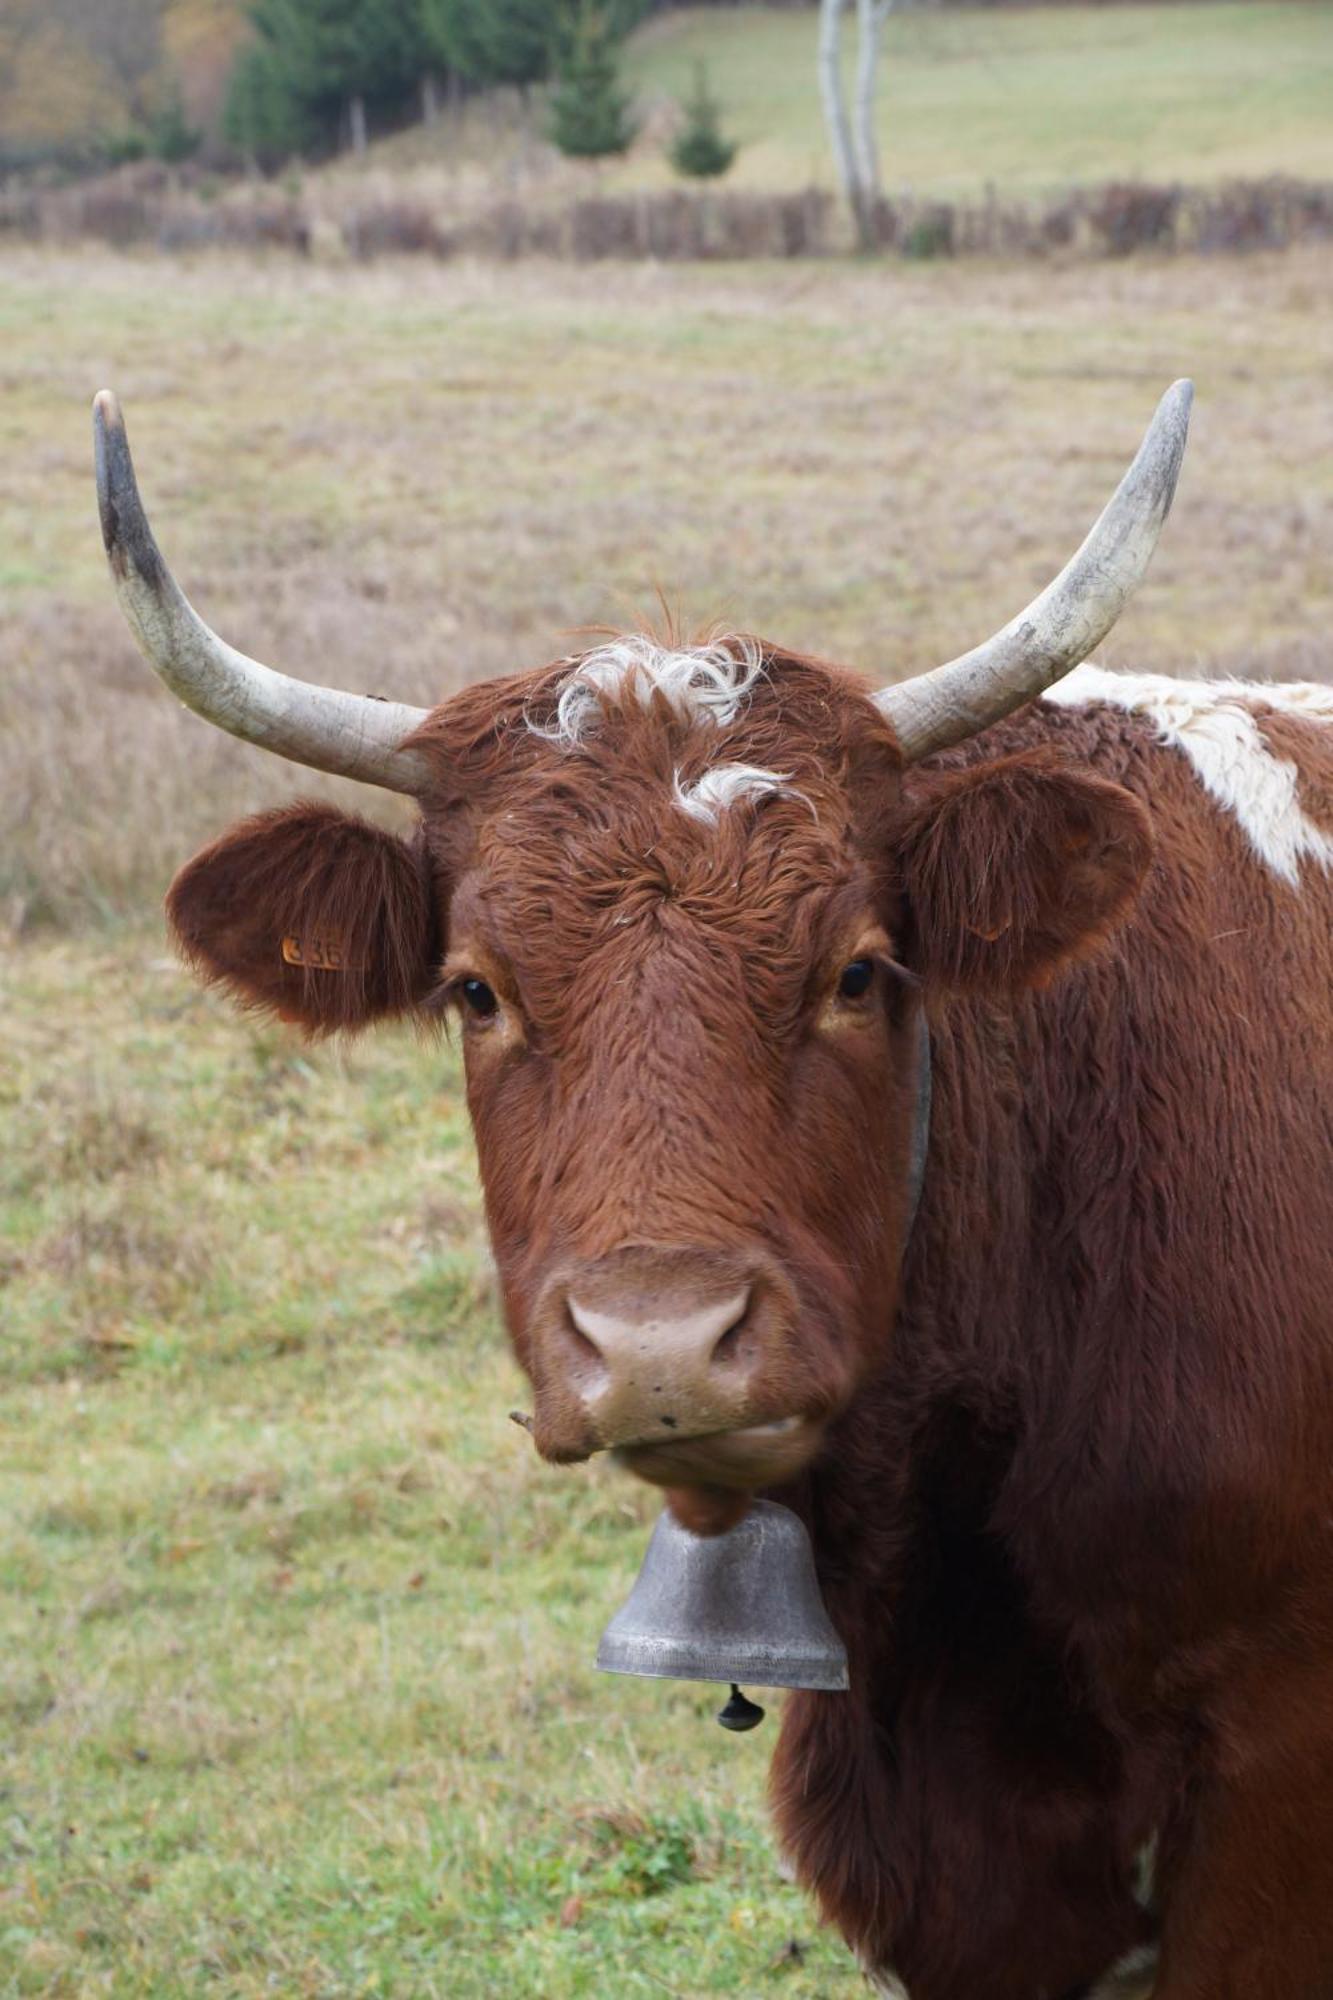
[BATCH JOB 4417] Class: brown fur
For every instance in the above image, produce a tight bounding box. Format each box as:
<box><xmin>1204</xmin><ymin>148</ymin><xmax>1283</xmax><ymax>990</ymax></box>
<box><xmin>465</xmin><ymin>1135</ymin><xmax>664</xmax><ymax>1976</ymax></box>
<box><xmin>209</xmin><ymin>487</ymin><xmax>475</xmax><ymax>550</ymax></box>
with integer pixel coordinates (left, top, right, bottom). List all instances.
<box><xmin>168</xmin><ymin>801</ymin><xmax>437</xmax><ymax>1031</ymax></box>
<box><xmin>165</xmin><ymin>646</ymin><xmax>1333</xmax><ymax>1999</ymax></box>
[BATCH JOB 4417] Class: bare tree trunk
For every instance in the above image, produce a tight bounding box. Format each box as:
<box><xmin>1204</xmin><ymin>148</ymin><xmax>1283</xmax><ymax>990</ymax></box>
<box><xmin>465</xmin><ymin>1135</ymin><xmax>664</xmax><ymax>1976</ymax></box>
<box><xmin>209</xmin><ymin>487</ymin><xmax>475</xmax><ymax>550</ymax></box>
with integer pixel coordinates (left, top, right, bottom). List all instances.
<box><xmin>818</xmin><ymin>0</ymin><xmax>857</xmax><ymax>206</ymax></box>
<box><xmin>853</xmin><ymin>0</ymin><xmax>892</xmax><ymax>204</ymax></box>
<box><xmin>421</xmin><ymin>73</ymin><xmax>441</xmax><ymax>126</ymax></box>
<box><xmin>819</xmin><ymin>0</ymin><xmax>884</xmax><ymax>250</ymax></box>
<box><xmin>348</xmin><ymin>92</ymin><xmax>367</xmax><ymax>155</ymax></box>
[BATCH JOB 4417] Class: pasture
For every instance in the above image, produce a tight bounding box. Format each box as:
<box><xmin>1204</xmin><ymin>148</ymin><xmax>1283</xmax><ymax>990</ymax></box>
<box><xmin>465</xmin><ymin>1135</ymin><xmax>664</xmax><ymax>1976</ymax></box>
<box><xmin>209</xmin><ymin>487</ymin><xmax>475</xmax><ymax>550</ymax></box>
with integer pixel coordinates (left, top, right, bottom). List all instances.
<box><xmin>2</xmin><ymin>243</ymin><xmax>1332</xmax><ymax>1995</ymax></box>
<box><xmin>368</xmin><ymin>2</ymin><xmax>1333</xmax><ymax>197</ymax></box>
<box><xmin>624</xmin><ymin>0</ymin><xmax>1333</xmax><ymax>193</ymax></box>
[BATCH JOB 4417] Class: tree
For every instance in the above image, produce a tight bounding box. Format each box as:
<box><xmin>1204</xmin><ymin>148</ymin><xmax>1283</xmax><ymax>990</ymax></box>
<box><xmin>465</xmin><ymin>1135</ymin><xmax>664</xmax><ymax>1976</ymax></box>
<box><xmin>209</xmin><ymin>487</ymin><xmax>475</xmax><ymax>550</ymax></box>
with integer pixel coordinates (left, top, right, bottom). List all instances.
<box><xmin>421</xmin><ymin>0</ymin><xmax>556</xmax><ymax>92</ymax></box>
<box><xmin>818</xmin><ymin>0</ymin><xmax>894</xmax><ymax>248</ymax></box>
<box><xmin>147</xmin><ymin>80</ymin><xmax>202</xmax><ymax>160</ymax></box>
<box><xmin>225</xmin><ymin>32</ymin><xmax>309</xmax><ymax>157</ymax></box>
<box><xmin>225</xmin><ymin>0</ymin><xmax>432</xmax><ymax>162</ymax></box>
<box><xmin>668</xmin><ymin>60</ymin><xmax>735</xmax><ymax>180</ymax></box>
<box><xmin>59</xmin><ymin>0</ymin><xmax>167</xmax><ymax>126</ymax></box>
<box><xmin>421</xmin><ymin>0</ymin><xmax>645</xmax><ymax>96</ymax></box>
<box><xmin>547</xmin><ymin>1</ymin><xmax>635</xmax><ymax>159</ymax></box>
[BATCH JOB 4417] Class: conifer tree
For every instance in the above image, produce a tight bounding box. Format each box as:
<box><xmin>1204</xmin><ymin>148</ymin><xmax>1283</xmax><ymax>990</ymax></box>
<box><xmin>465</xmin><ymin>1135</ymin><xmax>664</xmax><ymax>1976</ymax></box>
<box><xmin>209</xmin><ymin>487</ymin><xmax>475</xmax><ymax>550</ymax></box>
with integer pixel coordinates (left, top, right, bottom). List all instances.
<box><xmin>546</xmin><ymin>2</ymin><xmax>635</xmax><ymax>159</ymax></box>
<box><xmin>226</xmin><ymin>0</ymin><xmax>430</xmax><ymax>162</ymax></box>
<box><xmin>668</xmin><ymin>61</ymin><xmax>735</xmax><ymax>180</ymax></box>
<box><xmin>422</xmin><ymin>0</ymin><xmax>555</xmax><ymax>92</ymax></box>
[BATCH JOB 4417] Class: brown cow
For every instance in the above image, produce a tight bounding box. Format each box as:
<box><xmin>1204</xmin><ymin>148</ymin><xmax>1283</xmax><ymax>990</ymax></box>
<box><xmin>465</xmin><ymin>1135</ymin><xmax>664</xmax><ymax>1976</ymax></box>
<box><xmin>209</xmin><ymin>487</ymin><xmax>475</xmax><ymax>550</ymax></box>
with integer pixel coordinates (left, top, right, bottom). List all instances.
<box><xmin>94</xmin><ymin>384</ymin><xmax>1333</xmax><ymax>2000</ymax></box>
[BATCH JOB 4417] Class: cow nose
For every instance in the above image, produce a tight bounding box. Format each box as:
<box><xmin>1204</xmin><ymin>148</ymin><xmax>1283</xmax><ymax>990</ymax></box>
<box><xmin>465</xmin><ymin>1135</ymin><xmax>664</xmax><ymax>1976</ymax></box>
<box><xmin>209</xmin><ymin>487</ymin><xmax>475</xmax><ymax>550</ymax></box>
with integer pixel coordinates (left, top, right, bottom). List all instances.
<box><xmin>567</xmin><ymin>1286</ymin><xmax>752</xmax><ymax>1404</ymax></box>
<box><xmin>532</xmin><ymin>1250</ymin><xmax>790</xmax><ymax>1457</ymax></box>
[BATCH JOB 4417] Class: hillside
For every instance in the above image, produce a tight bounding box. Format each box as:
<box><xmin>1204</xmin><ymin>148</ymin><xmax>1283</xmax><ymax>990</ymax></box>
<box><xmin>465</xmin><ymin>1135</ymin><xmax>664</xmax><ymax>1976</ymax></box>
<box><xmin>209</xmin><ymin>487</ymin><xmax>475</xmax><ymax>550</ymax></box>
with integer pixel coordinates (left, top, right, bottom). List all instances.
<box><xmin>362</xmin><ymin>1</ymin><xmax>1333</xmax><ymax>198</ymax></box>
<box><xmin>622</xmin><ymin>1</ymin><xmax>1333</xmax><ymax>194</ymax></box>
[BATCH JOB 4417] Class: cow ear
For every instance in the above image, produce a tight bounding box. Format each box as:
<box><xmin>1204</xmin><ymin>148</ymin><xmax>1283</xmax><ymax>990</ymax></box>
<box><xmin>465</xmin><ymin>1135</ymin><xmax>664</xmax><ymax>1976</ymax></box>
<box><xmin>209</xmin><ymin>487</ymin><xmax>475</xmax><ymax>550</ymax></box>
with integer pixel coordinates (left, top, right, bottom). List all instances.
<box><xmin>893</xmin><ymin>749</ymin><xmax>1152</xmax><ymax>993</ymax></box>
<box><xmin>167</xmin><ymin>802</ymin><xmax>438</xmax><ymax>1034</ymax></box>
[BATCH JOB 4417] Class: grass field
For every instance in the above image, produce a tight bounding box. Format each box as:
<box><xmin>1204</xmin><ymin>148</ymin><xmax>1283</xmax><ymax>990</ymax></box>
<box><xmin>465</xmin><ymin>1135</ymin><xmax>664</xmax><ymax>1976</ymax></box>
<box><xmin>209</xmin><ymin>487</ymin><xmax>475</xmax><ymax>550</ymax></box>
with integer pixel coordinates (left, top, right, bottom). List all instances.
<box><xmin>624</xmin><ymin>1</ymin><xmax>1333</xmax><ymax>194</ymax></box>
<box><xmin>2</xmin><ymin>939</ymin><xmax>855</xmax><ymax>1998</ymax></box>
<box><xmin>1</xmin><ymin>242</ymin><xmax>1331</xmax><ymax>1995</ymax></box>
<box><xmin>368</xmin><ymin>2</ymin><xmax>1333</xmax><ymax>199</ymax></box>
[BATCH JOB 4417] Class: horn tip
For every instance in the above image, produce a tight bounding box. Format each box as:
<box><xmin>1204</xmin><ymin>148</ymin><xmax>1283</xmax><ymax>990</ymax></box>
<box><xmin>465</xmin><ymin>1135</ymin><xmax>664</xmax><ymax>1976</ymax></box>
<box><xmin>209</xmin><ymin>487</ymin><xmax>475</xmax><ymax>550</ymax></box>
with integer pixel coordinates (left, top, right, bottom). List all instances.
<box><xmin>1163</xmin><ymin>378</ymin><xmax>1195</xmax><ymax>429</ymax></box>
<box><xmin>92</xmin><ymin>388</ymin><xmax>160</xmax><ymax>586</ymax></box>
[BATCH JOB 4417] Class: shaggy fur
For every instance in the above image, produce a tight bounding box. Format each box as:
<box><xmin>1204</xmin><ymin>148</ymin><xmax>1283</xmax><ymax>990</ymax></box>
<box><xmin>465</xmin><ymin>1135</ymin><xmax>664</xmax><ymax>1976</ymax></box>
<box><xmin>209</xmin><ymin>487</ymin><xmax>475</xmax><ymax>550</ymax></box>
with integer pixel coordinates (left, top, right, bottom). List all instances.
<box><xmin>165</xmin><ymin>640</ymin><xmax>1333</xmax><ymax>2000</ymax></box>
<box><xmin>168</xmin><ymin>802</ymin><xmax>436</xmax><ymax>1030</ymax></box>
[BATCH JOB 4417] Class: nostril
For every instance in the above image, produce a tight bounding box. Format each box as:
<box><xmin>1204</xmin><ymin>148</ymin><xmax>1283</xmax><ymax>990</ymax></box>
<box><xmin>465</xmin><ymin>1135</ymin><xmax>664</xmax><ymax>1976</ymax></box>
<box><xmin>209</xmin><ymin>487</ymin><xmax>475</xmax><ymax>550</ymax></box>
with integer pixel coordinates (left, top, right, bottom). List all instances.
<box><xmin>710</xmin><ymin>1294</ymin><xmax>754</xmax><ymax>1369</ymax></box>
<box><xmin>564</xmin><ymin>1302</ymin><xmax>603</xmax><ymax>1368</ymax></box>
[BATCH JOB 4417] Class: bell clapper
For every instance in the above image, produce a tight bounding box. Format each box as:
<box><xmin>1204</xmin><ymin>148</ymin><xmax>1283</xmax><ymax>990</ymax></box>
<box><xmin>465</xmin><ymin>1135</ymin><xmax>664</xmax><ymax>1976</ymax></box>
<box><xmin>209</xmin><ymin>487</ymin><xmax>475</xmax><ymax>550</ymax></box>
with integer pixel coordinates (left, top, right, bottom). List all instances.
<box><xmin>717</xmin><ymin>1684</ymin><xmax>765</xmax><ymax>1732</ymax></box>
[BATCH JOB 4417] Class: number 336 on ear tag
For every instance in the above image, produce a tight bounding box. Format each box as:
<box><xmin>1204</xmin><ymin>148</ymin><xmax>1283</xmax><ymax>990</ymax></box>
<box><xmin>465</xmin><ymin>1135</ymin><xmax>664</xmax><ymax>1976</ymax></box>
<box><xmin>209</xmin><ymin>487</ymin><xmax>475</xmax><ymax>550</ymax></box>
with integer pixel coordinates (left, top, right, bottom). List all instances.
<box><xmin>281</xmin><ymin>935</ymin><xmax>355</xmax><ymax>972</ymax></box>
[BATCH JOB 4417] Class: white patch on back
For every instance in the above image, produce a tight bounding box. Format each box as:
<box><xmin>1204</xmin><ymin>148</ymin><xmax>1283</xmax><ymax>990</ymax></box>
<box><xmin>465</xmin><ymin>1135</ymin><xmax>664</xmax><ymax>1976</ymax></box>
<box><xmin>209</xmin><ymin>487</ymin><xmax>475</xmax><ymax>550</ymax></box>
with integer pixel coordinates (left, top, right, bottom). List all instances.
<box><xmin>1044</xmin><ymin>667</ymin><xmax>1333</xmax><ymax>887</ymax></box>
<box><xmin>673</xmin><ymin>762</ymin><xmax>804</xmax><ymax>825</ymax></box>
<box><xmin>535</xmin><ymin>633</ymin><xmax>767</xmax><ymax>747</ymax></box>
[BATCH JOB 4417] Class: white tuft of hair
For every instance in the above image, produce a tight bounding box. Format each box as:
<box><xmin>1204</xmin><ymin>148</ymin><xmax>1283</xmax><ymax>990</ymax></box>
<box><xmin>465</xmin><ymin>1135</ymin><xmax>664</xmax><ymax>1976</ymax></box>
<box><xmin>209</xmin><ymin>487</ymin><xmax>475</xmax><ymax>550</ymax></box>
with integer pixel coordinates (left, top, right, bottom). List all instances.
<box><xmin>534</xmin><ymin>634</ymin><xmax>768</xmax><ymax>748</ymax></box>
<box><xmin>672</xmin><ymin>763</ymin><xmax>805</xmax><ymax>826</ymax></box>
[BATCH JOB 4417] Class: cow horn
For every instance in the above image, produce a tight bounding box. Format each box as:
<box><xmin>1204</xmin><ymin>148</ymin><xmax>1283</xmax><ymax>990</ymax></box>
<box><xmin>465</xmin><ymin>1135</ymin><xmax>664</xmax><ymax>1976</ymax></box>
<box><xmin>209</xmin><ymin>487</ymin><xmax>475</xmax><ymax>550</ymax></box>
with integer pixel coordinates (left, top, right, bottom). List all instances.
<box><xmin>876</xmin><ymin>379</ymin><xmax>1193</xmax><ymax>762</ymax></box>
<box><xmin>93</xmin><ymin>391</ymin><xmax>432</xmax><ymax>794</ymax></box>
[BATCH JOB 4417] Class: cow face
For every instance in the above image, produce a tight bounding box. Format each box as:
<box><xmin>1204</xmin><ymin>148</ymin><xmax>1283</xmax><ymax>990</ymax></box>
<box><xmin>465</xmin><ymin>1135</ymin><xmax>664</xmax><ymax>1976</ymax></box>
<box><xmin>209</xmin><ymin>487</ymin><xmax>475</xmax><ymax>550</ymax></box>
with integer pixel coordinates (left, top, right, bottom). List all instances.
<box><xmin>168</xmin><ymin>638</ymin><xmax>1151</xmax><ymax>1508</ymax></box>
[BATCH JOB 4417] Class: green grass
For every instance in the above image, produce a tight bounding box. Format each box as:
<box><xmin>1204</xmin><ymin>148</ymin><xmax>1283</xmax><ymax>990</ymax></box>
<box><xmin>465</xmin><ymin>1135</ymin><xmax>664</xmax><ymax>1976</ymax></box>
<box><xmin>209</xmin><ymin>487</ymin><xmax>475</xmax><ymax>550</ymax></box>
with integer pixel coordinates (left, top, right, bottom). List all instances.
<box><xmin>622</xmin><ymin>1</ymin><xmax>1333</xmax><ymax>193</ymax></box>
<box><xmin>0</xmin><ymin>940</ymin><xmax>854</xmax><ymax>1997</ymax></box>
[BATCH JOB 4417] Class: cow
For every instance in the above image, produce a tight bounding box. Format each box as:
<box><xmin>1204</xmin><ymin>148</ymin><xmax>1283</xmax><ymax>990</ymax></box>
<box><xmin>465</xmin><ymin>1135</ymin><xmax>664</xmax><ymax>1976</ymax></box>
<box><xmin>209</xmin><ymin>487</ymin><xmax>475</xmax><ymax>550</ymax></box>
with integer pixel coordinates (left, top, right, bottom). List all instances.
<box><xmin>93</xmin><ymin>381</ymin><xmax>1333</xmax><ymax>2000</ymax></box>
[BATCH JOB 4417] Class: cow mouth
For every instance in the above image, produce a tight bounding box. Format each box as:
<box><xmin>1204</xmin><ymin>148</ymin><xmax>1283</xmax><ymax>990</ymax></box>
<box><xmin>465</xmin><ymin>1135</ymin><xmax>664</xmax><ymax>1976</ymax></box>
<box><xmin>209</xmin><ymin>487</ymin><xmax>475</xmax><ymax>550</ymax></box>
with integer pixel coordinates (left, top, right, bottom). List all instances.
<box><xmin>610</xmin><ymin>1412</ymin><xmax>826</xmax><ymax>1491</ymax></box>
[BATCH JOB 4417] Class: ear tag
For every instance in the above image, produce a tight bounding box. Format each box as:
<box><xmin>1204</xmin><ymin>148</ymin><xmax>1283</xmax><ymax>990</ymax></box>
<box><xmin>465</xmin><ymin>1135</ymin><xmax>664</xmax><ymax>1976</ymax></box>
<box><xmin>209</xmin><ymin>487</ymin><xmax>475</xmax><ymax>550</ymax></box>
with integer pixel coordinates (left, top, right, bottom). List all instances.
<box><xmin>282</xmin><ymin>935</ymin><xmax>358</xmax><ymax>972</ymax></box>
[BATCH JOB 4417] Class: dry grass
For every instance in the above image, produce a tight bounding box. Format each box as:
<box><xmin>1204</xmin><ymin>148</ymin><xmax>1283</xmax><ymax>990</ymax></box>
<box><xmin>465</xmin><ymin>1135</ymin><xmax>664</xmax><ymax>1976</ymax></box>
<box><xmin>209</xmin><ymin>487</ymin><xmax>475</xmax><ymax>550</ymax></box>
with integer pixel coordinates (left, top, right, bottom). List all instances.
<box><xmin>1</xmin><ymin>245</ymin><xmax>1331</xmax><ymax>930</ymax></box>
<box><xmin>10</xmin><ymin>165</ymin><xmax>1332</xmax><ymax>263</ymax></box>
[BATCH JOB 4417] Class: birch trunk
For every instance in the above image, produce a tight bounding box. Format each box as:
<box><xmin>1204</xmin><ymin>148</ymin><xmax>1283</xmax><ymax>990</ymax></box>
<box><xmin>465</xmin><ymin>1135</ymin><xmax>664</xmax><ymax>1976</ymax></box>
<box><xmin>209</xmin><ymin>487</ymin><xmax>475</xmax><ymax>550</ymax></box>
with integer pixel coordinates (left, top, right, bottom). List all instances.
<box><xmin>853</xmin><ymin>0</ymin><xmax>891</xmax><ymax>202</ymax></box>
<box><xmin>817</xmin><ymin>0</ymin><xmax>858</xmax><ymax>207</ymax></box>
<box><xmin>349</xmin><ymin>93</ymin><xmax>368</xmax><ymax>155</ymax></box>
<box><xmin>820</xmin><ymin>0</ymin><xmax>889</xmax><ymax>250</ymax></box>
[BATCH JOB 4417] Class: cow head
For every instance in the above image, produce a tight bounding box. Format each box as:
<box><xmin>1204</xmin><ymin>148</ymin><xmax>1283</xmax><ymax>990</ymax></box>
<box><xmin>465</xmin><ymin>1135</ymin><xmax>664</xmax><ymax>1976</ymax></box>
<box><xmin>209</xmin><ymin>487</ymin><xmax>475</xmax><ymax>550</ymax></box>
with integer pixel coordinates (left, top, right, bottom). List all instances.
<box><xmin>93</xmin><ymin>386</ymin><xmax>1187</xmax><ymax>1517</ymax></box>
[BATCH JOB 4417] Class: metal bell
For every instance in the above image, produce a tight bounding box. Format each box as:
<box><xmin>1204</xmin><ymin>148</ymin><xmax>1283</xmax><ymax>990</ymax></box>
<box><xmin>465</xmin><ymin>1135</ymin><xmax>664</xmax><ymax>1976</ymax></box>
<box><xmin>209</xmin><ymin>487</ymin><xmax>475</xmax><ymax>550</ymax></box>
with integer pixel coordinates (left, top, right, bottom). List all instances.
<box><xmin>596</xmin><ymin>1499</ymin><xmax>849</xmax><ymax>1692</ymax></box>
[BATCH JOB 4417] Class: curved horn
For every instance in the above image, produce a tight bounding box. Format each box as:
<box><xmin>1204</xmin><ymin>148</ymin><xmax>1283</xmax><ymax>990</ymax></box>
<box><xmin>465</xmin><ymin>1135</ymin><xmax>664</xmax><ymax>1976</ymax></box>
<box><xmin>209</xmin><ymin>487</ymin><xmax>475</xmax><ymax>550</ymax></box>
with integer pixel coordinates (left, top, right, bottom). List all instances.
<box><xmin>877</xmin><ymin>379</ymin><xmax>1193</xmax><ymax>762</ymax></box>
<box><xmin>94</xmin><ymin>391</ymin><xmax>431</xmax><ymax>794</ymax></box>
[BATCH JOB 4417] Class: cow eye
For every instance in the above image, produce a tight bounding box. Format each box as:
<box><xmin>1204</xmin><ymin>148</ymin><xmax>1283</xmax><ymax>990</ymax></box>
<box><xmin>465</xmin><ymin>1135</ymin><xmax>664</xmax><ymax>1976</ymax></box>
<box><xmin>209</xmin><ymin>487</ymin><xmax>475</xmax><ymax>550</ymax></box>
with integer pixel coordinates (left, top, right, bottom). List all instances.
<box><xmin>838</xmin><ymin>958</ymin><xmax>875</xmax><ymax>1001</ymax></box>
<box><xmin>461</xmin><ymin>977</ymin><xmax>498</xmax><ymax>1021</ymax></box>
